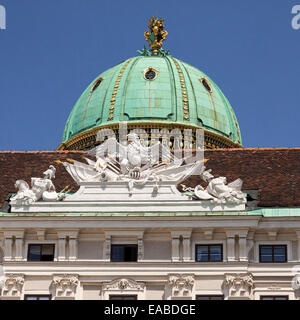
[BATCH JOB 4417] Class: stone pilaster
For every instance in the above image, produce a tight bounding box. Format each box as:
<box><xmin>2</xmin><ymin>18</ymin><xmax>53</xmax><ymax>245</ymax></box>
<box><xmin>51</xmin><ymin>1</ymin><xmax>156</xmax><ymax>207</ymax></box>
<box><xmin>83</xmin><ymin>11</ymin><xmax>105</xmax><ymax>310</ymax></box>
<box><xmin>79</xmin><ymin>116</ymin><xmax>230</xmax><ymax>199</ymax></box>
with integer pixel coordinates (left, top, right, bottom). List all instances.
<box><xmin>171</xmin><ymin>237</ymin><xmax>180</xmax><ymax>262</ymax></box>
<box><xmin>3</xmin><ymin>237</ymin><xmax>13</xmax><ymax>262</ymax></box>
<box><xmin>58</xmin><ymin>238</ymin><xmax>66</xmax><ymax>261</ymax></box>
<box><xmin>138</xmin><ymin>238</ymin><xmax>144</xmax><ymax>261</ymax></box>
<box><xmin>15</xmin><ymin>238</ymin><xmax>23</xmax><ymax>261</ymax></box>
<box><xmin>295</xmin><ymin>231</ymin><xmax>300</xmax><ymax>261</ymax></box>
<box><xmin>103</xmin><ymin>236</ymin><xmax>111</xmax><ymax>261</ymax></box>
<box><xmin>239</xmin><ymin>237</ymin><xmax>247</xmax><ymax>262</ymax></box>
<box><xmin>69</xmin><ymin>238</ymin><xmax>78</xmax><ymax>261</ymax></box>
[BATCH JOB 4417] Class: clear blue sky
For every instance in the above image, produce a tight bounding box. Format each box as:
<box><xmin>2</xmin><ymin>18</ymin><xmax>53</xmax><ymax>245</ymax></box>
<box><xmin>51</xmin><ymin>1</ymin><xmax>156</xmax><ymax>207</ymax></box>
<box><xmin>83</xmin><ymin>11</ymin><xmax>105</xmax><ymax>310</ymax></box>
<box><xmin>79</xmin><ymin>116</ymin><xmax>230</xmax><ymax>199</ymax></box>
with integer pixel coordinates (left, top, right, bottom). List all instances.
<box><xmin>0</xmin><ymin>0</ymin><xmax>299</xmax><ymax>150</ymax></box>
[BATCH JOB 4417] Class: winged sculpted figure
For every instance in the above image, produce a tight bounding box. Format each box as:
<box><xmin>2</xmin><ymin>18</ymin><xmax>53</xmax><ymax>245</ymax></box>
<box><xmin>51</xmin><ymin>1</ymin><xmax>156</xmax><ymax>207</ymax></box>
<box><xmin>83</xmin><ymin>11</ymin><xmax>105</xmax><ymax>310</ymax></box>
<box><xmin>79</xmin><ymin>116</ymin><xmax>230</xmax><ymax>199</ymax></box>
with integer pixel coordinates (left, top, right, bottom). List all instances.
<box><xmin>63</xmin><ymin>133</ymin><xmax>203</xmax><ymax>194</ymax></box>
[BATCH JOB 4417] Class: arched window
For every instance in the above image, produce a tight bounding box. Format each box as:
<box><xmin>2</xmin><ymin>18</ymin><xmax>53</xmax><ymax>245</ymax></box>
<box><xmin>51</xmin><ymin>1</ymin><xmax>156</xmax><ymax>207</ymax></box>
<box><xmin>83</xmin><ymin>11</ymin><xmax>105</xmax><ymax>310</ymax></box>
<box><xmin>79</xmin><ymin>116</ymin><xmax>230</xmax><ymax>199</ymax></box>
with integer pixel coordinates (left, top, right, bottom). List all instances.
<box><xmin>91</xmin><ymin>77</ymin><xmax>103</xmax><ymax>93</ymax></box>
<box><xmin>200</xmin><ymin>77</ymin><xmax>212</xmax><ymax>93</ymax></box>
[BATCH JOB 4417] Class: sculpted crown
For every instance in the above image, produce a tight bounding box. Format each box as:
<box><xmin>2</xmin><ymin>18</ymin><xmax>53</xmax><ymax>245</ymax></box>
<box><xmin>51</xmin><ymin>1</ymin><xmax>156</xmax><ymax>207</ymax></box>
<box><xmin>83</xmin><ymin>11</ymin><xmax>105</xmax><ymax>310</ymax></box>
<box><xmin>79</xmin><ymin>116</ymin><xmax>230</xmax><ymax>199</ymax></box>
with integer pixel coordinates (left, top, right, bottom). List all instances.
<box><xmin>144</xmin><ymin>16</ymin><xmax>168</xmax><ymax>55</ymax></box>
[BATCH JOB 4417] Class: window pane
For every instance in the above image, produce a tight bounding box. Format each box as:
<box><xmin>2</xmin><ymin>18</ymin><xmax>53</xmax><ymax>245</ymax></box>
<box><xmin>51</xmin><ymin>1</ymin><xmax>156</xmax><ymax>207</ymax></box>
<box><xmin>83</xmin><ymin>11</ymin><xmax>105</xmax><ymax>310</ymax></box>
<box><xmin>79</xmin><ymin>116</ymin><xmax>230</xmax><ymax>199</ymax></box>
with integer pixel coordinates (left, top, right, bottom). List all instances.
<box><xmin>261</xmin><ymin>296</ymin><xmax>288</xmax><ymax>300</ymax></box>
<box><xmin>41</xmin><ymin>245</ymin><xmax>54</xmax><ymax>261</ymax></box>
<box><xmin>25</xmin><ymin>296</ymin><xmax>38</xmax><ymax>300</ymax></box>
<box><xmin>28</xmin><ymin>245</ymin><xmax>41</xmax><ymax>261</ymax></box>
<box><xmin>25</xmin><ymin>295</ymin><xmax>51</xmax><ymax>300</ymax></box>
<box><xmin>111</xmin><ymin>245</ymin><xmax>124</xmax><ymax>262</ymax></box>
<box><xmin>210</xmin><ymin>296</ymin><xmax>223</xmax><ymax>300</ymax></box>
<box><xmin>196</xmin><ymin>296</ymin><xmax>223</xmax><ymax>300</ymax></box>
<box><xmin>42</xmin><ymin>245</ymin><xmax>54</xmax><ymax>255</ymax></box>
<box><xmin>196</xmin><ymin>246</ymin><xmax>209</xmax><ymax>262</ymax></box>
<box><xmin>210</xmin><ymin>246</ymin><xmax>222</xmax><ymax>262</ymax></box>
<box><xmin>260</xmin><ymin>246</ymin><xmax>273</xmax><ymax>262</ymax></box>
<box><xmin>274</xmin><ymin>246</ymin><xmax>286</xmax><ymax>262</ymax></box>
<box><xmin>110</xmin><ymin>295</ymin><xmax>137</xmax><ymax>300</ymax></box>
<box><xmin>124</xmin><ymin>246</ymin><xmax>137</xmax><ymax>262</ymax></box>
<box><xmin>38</xmin><ymin>296</ymin><xmax>51</xmax><ymax>300</ymax></box>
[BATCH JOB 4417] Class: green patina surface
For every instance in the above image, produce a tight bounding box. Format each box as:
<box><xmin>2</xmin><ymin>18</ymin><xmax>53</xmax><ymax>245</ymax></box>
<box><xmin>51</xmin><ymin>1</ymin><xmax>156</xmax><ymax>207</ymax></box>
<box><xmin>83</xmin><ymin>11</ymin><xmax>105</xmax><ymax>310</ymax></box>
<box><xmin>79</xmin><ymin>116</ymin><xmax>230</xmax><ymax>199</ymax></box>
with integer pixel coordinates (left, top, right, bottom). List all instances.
<box><xmin>1</xmin><ymin>208</ymin><xmax>300</xmax><ymax>217</ymax></box>
<box><xmin>62</xmin><ymin>56</ymin><xmax>242</xmax><ymax>145</ymax></box>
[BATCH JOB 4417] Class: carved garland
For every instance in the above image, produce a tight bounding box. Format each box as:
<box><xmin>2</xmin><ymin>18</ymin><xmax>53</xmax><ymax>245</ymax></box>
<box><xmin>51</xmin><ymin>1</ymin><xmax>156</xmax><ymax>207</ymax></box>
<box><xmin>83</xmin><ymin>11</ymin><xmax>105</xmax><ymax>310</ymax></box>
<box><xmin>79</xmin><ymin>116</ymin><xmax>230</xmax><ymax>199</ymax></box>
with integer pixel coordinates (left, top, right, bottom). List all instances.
<box><xmin>102</xmin><ymin>278</ymin><xmax>145</xmax><ymax>291</ymax></box>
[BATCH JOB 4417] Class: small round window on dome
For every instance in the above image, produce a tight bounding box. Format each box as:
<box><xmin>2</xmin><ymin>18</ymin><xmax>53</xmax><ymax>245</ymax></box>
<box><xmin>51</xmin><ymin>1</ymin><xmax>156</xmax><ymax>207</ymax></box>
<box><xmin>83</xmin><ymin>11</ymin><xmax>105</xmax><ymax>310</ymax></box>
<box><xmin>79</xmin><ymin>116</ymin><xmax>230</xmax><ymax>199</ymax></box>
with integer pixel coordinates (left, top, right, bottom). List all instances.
<box><xmin>91</xmin><ymin>77</ymin><xmax>103</xmax><ymax>92</ymax></box>
<box><xmin>143</xmin><ymin>67</ymin><xmax>159</xmax><ymax>81</ymax></box>
<box><xmin>200</xmin><ymin>77</ymin><xmax>212</xmax><ymax>93</ymax></box>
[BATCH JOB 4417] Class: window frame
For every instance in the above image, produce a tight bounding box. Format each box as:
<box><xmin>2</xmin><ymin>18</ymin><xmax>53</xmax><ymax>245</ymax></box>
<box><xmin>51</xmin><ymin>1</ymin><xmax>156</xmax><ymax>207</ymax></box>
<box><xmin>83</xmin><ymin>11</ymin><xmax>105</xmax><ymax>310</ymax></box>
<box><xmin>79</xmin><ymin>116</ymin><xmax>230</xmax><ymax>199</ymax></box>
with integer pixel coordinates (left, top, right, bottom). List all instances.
<box><xmin>27</xmin><ymin>244</ymin><xmax>55</xmax><ymax>262</ymax></box>
<box><xmin>259</xmin><ymin>245</ymin><xmax>287</xmax><ymax>263</ymax></box>
<box><xmin>110</xmin><ymin>244</ymin><xmax>138</xmax><ymax>262</ymax></box>
<box><xmin>109</xmin><ymin>295</ymin><xmax>138</xmax><ymax>300</ymax></box>
<box><xmin>24</xmin><ymin>295</ymin><xmax>52</xmax><ymax>300</ymax></box>
<box><xmin>195</xmin><ymin>244</ymin><xmax>223</xmax><ymax>262</ymax></box>
<box><xmin>196</xmin><ymin>295</ymin><xmax>224</xmax><ymax>300</ymax></box>
<box><xmin>260</xmin><ymin>296</ymin><xmax>289</xmax><ymax>301</ymax></box>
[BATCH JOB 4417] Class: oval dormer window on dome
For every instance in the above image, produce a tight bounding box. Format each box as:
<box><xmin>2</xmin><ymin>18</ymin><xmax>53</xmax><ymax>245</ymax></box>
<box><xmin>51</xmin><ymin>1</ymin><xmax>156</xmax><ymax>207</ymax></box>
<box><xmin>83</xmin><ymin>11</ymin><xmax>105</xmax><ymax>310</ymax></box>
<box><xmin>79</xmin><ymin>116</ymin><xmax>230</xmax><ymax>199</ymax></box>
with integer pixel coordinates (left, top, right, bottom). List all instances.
<box><xmin>200</xmin><ymin>77</ymin><xmax>212</xmax><ymax>93</ymax></box>
<box><xmin>143</xmin><ymin>67</ymin><xmax>159</xmax><ymax>81</ymax></box>
<box><xmin>91</xmin><ymin>77</ymin><xmax>104</xmax><ymax>93</ymax></box>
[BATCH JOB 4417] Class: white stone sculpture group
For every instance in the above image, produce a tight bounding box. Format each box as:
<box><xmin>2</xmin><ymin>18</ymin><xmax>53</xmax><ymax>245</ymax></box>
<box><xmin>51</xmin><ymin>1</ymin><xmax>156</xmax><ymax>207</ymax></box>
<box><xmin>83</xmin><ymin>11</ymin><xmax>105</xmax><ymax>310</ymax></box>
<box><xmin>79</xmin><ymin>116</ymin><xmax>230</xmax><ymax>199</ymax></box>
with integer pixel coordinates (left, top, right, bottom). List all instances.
<box><xmin>11</xmin><ymin>133</ymin><xmax>246</xmax><ymax>206</ymax></box>
<box><xmin>182</xmin><ymin>168</ymin><xmax>246</xmax><ymax>205</ymax></box>
<box><xmin>11</xmin><ymin>165</ymin><xmax>65</xmax><ymax>205</ymax></box>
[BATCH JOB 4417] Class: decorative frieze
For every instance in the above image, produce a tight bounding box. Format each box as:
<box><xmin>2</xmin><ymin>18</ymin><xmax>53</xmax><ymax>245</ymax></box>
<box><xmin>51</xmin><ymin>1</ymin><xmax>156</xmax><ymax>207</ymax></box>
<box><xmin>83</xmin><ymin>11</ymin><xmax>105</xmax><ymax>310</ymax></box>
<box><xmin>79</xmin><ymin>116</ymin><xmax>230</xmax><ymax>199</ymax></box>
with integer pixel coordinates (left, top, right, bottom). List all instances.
<box><xmin>102</xmin><ymin>278</ymin><xmax>145</xmax><ymax>291</ymax></box>
<box><xmin>224</xmin><ymin>273</ymin><xmax>254</xmax><ymax>299</ymax></box>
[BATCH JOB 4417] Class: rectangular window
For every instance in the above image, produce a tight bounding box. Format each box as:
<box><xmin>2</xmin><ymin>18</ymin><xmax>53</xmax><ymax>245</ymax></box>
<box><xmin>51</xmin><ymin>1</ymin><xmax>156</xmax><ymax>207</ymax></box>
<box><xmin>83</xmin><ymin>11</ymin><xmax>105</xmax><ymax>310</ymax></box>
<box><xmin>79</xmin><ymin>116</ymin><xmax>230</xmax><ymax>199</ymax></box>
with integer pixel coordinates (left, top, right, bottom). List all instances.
<box><xmin>195</xmin><ymin>244</ymin><xmax>223</xmax><ymax>262</ymax></box>
<box><xmin>109</xmin><ymin>295</ymin><xmax>137</xmax><ymax>300</ymax></box>
<box><xmin>260</xmin><ymin>296</ymin><xmax>288</xmax><ymax>300</ymax></box>
<box><xmin>27</xmin><ymin>244</ymin><xmax>55</xmax><ymax>261</ymax></box>
<box><xmin>259</xmin><ymin>245</ymin><xmax>287</xmax><ymax>263</ymax></box>
<box><xmin>111</xmin><ymin>245</ymin><xmax>138</xmax><ymax>262</ymax></box>
<box><xmin>25</xmin><ymin>295</ymin><xmax>52</xmax><ymax>300</ymax></box>
<box><xmin>196</xmin><ymin>295</ymin><xmax>224</xmax><ymax>300</ymax></box>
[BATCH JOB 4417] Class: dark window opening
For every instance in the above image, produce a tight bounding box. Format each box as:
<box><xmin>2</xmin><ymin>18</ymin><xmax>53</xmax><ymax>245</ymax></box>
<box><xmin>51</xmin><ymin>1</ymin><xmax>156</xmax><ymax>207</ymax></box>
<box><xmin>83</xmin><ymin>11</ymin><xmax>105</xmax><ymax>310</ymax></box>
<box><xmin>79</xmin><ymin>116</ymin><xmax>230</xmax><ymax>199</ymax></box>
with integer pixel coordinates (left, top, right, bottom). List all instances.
<box><xmin>91</xmin><ymin>77</ymin><xmax>103</xmax><ymax>92</ymax></box>
<box><xmin>109</xmin><ymin>295</ymin><xmax>138</xmax><ymax>300</ymax></box>
<box><xmin>25</xmin><ymin>295</ymin><xmax>52</xmax><ymax>300</ymax></box>
<box><xmin>27</xmin><ymin>244</ymin><xmax>55</xmax><ymax>262</ymax></box>
<box><xmin>201</xmin><ymin>78</ymin><xmax>212</xmax><ymax>93</ymax></box>
<box><xmin>196</xmin><ymin>244</ymin><xmax>223</xmax><ymax>262</ymax></box>
<box><xmin>145</xmin><ymin>68</ymin><xmax>156</xmax><ymax>80</ymax></box>
<box><xmin>259</xmin><ymin>245</ymin><xmax>287</xmax><ymax>263</ymax></box>
<box><xmin>196</xmin><ymin>295</ymin><xmax>224</xmax><ymax>300</ymax></box>
<box><xmin>111</xmin><ymin>244</ymin><xmax>138</xmax><ymax>262</ymax></box>
<box><xmin>260</xmin><ymin>296</ymin><xmax>288</xmax><ymax>300</ymax></box>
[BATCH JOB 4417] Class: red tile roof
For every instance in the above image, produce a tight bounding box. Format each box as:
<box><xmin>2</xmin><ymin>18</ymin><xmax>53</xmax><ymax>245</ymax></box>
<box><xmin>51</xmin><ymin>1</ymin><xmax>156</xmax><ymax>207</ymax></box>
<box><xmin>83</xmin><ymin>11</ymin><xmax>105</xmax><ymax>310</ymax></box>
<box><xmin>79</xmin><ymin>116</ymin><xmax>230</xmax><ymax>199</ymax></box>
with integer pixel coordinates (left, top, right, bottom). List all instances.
<box><xmin>1</xmin><ymin>148</ymin><xmax>300</xmax><ymax>208</ymax></box>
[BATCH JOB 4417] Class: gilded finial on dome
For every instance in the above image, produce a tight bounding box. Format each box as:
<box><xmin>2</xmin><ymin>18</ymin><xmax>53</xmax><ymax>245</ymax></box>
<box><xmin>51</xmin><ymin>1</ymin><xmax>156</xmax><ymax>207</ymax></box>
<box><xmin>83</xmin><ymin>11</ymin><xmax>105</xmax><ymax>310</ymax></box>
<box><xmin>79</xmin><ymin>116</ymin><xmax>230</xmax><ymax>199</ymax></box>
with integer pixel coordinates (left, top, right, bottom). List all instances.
<box><xmin>144</xmin><ymin>16</ymin><xmax>168</xmax><ymax>55</ymax></box>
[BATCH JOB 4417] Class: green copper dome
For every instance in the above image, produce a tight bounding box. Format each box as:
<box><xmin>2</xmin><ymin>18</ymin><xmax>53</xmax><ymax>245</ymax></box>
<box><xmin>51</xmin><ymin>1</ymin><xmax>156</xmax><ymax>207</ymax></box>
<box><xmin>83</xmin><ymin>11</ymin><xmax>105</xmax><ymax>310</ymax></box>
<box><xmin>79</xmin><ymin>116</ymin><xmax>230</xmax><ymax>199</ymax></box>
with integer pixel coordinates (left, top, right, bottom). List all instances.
<box><xmin>60</xmin><ymin>55</ymin><xmax>242</xmax><ymax>150</ymax></box>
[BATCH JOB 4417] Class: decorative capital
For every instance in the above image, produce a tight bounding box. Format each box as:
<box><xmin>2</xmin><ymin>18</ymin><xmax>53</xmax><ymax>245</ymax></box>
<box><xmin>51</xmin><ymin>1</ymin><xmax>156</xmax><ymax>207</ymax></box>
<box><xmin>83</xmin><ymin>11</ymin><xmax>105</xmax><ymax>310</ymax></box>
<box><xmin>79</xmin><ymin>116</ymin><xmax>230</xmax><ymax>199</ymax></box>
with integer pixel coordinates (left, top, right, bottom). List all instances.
<box><xmin>292</xmin><ymin>275</ymin><xmax>300</xmax><ymax>291</ymax></box>
<box><xmin>144</xmin><ymin>16</ymin><xmax>168</xmax><ymax>55</ymax></box>
<box><xmin>225</xmin><ymin>273</ymin><xmax>254</xmax><ymax>298</ymax></box>
<box><xmin>52</xmin><ymin>274</ymin><xmax>79</xmax><ymax>298</ymax></box>
<box><xmin>168</xmin><ymin>274</ymin><xmax>195</xmax><ymax>298</ymax></box>
<box><xmin>1</xmin><ymin>274</ymin><xmax>24</xmax><ymax>297</ymax></box>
